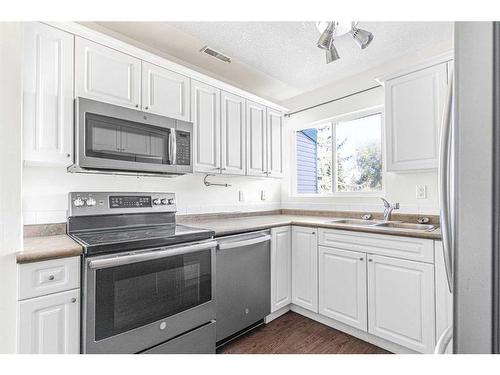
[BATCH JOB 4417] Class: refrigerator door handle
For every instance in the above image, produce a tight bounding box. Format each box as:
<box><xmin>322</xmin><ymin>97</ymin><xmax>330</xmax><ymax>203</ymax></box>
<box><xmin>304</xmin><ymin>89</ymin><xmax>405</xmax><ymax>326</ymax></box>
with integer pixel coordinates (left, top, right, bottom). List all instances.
<box><xmin>434</xmin><ymin>325</ymin><xmax>453</xmax><ymax>354</ymax></box>
<box><xmin>439</xmin><ymin>67</ymin><xmax>454</xmax><ymax>293</ymax></box>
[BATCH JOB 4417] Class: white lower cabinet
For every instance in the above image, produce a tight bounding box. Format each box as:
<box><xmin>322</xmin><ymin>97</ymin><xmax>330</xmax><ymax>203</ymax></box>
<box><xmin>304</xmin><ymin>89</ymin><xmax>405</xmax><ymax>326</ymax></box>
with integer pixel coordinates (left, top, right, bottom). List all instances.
<box><xmin>367</xmin><ymin>254</ymin><xmax>435</xmax><ymax>353</ymax></box>
<box><xmin>18</xmin><ymin>289</ymin><xmax>80</xmax><ymax>354</ymax></box>
<box><xmin>291</xmin><ymin>226</ymin><xmax>318</xmax><ymax>313</ymax></box>
<box><xmin>318</xmin><ymin>246</ymin><xmax>367</xmax><ymax>331</ymax></box>
<box><xmin>271</xmin><ymin>226</ymin><xmax>292</xmax><ymax>312</ymax></box>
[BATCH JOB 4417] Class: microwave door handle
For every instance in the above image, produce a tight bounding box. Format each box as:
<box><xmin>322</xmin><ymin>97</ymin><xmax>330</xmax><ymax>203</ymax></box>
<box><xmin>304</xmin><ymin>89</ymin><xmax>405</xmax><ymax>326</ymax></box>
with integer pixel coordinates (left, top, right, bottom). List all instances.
<box><xmin>88</xmin><ymin>240</ymin><xmax>218</xmax><ymax>270</ymax></box>
<box><xmin>170</xmin><ymin>129</ymin><xmax>177</xmax><ymax>165</ymax></box>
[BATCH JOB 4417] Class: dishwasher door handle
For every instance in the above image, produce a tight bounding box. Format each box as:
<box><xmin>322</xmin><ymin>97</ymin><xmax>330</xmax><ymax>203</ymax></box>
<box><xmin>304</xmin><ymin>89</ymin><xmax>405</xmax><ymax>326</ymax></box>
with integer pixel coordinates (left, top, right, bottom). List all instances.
<box><xmin>217</xmin><ymin>235</ymin><xmax>271</xmax><ymax>250</ymax></box>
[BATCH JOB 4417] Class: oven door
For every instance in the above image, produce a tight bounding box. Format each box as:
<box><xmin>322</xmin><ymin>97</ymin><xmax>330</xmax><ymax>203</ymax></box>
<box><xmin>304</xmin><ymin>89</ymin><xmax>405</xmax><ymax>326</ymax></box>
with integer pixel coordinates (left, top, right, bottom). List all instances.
<box><xmin>82</xmin><ymin>240</ymin><xmax>216</xmax><ymax>354</ymax></box>
<box><xmin>74</xmin><ymin>97</ymin><xmax>192</xmax><ymax>175</ymax></box>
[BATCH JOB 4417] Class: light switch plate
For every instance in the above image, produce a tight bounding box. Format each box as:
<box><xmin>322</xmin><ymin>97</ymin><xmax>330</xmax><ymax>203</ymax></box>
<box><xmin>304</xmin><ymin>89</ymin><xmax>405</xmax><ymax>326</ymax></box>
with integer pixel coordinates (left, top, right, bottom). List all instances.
<box><xmin>416</xmin><ymin>185</ymin><xmax>427</xmax><ymax>199</ymax></box>
<box><xmin>261</xmin><ymin>190</ymin><xmax>266</xmax><ymax>201</ymax></box>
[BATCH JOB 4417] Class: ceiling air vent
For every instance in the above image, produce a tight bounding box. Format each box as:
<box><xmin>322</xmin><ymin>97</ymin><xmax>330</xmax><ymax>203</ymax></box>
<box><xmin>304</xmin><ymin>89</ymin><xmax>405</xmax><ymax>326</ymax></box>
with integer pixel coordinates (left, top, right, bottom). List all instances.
<box><xmin>200</xmin><ymin>46</ymin><xmax>232</xmax><ymax>63</ymax></box>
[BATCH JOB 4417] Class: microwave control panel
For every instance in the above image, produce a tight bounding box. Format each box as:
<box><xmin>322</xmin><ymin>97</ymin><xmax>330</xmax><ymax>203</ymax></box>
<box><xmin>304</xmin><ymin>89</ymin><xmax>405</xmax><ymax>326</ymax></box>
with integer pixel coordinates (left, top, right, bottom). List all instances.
<box><xmin>175</xmin><ymin>130</ymin><xmax>191</xmax><ymax>166</ymax></box>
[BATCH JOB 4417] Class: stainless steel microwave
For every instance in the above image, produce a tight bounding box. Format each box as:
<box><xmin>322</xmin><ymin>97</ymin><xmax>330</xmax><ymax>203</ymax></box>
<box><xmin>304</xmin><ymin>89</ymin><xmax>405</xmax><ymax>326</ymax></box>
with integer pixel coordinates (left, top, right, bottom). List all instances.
<box><xmin>70</xmin><ymin>98</ymin><xmax>193</xmax><ymax>175</ymax></box>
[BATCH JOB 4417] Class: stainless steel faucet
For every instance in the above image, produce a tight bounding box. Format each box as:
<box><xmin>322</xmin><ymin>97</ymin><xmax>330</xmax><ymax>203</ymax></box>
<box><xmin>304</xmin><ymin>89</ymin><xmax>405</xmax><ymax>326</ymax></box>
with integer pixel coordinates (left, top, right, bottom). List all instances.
<box><xmin>380</xmin><ymin>198</ymin><xmax>400</xmax><ymax>221</ymax></box>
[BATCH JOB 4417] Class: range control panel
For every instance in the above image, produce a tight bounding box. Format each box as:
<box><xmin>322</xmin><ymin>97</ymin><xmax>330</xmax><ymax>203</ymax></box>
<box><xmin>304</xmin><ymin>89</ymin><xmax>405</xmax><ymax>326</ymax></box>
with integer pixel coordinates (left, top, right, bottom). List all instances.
<box><xmin>68</xmin><ymin>192</ymin><xmax>176</xmax><ymax>216</ymax></box>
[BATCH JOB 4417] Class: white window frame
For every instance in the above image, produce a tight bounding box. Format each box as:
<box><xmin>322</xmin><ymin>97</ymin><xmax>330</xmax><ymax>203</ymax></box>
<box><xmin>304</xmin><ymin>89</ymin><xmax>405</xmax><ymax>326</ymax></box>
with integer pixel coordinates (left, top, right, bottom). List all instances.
<box><xmin>291</xmin><ymin>106</ymin><xmax>386</xmax><ymax>197</ymax></box>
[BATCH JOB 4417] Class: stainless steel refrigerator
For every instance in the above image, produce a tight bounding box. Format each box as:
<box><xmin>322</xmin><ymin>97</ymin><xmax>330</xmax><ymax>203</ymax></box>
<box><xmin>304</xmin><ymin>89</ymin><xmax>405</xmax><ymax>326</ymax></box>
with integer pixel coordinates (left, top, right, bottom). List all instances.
<box><xmin>440</xmin><ymin>21</ymin><xmax>500</xmax><ymax>354</ymax></box>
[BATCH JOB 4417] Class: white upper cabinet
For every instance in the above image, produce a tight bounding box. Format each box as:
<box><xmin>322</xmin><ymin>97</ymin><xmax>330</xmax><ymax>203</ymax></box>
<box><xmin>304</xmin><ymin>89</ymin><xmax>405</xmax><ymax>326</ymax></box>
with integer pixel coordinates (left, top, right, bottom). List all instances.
<box><xmin>318</xmin><ymin>246</ymin><xmax>367</xmax><ymax>331</ymax></box>
<box><xmin>367</xmin><ymin>254</ymin><xmax>435</xmax><ymax>353</ymax></box>
<box><xmin>18</xmin><ymin>289</ymin><xmax>80</xmax><ymax>354</ymax></box>
<box><xmin>141</xmin><ymin>62</ymin><xmax>190</xmax><ymax>121</ymax></box>
<box><xmin>23</xmin><ymin>23</ymin><xmax>74</xmax><ymax>166</ymax></box>
<box><xmin>292</xmin><ymin>226</ymin><xmax>318</xmax><ymax>313</ymax></box>
<box><xmin>75</xmin><ymin>37</ymin><xmax>141</xmax><ymax>109</ymax></box>
<box><xmin>266</xmin><ymin>108</ymin><xmax>284</xmax><ymax>178</ymax></box>
<box><xmin>246</xmin><ymin>101</ymin><xmax>267</xmax><ymax>177</ymax></box>
<box><xmin>271</xmin><ymin>226</ymin><xmax>292</xmax><ymax>312</ymax></box>
<box><xmin>191</xmin><ymin>80</ymin><xmax>221</xmax><ymax>173</ymax></box>
<box><xmin>221</xmin><ymin>91</ymin><xmax>246</xmax><ymax>175</ymax></box>
<box><xmin>383</xmin><ymin>61</ymin><xmax>448</xmax><ymax>171</ymax></box>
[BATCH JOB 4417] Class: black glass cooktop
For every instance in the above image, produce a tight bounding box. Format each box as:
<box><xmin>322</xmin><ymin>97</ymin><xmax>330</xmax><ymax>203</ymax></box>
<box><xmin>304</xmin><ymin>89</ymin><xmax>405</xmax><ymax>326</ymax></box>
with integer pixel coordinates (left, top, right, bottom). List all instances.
<box><xmin>71</xmin><ymin>224</ymin><xmax>214</xmax><ymax>256</ymax></box>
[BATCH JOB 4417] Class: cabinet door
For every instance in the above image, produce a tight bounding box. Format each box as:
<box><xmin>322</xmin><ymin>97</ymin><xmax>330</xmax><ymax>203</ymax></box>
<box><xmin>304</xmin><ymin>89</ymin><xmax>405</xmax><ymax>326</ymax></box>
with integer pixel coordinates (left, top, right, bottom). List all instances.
<box><xmin>266</xmin><ymin>108</ymin><xmax>284</xmax><ymax>178</ymax></box>
<box><xmin>18</xmin><ymin>289</ymin><xmax>80</xmax><ymax>354</ymax></box>
<box><xmin>221</xmin><ymin>91</ymin><xmax>246</xmax><ymax>175</ymax></box>
<box><xmin>435</xmin><ymin>240</ymin><xmax>453</xmax><ymax>353</ymax></box>
<box><xmin>292</xmin><ymin>226</ymin><xmax>318</xmax><ymax>312</ymax></box>
<box><xmin>271</xmin><ymin>226</ymin><xmax>292</xmax><ymax>312</ymax></box>
<box><xmin>385</xmin><ymin>63</ymin><xmax>447</xmax><ymax>171</ymax></box>
<box><xmin>75</xmin><ymin>37</ymin><xmax>141</xmax><ymax>109</ymax></box>
<box><xmin>141</xmin><ymin>62</ymin><xmax>190</xmax><ymax>121</ymax></box>
<box><xmin>246</xmin><ymin>101</ymin><xmax>267</xmax><ymax>176</ymax></box>
<box><xmin>318</xmin><ymin>246</ymin><xmax>367</xmax><ymax>331</ymax></box>
<box><xmin>191</xmin><ymin>80</ymin><xmax>221</xmax><ymax>173</ymax></box>
<box><xmin>367</xmin><ymin>254</ymin><xmax>435</xmax><ymax>353</ymax></box>
<box><xmin>22</xmin><ymin>22</ymin><xmax>74</xmax><ymax>166</ymax></box>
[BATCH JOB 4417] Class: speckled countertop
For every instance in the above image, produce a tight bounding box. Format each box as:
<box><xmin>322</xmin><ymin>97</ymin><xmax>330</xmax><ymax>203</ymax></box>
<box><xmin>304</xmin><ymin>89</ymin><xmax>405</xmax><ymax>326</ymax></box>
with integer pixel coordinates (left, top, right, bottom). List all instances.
<box><xmin>19</xmin><ymin>235</ymin><xmax>83</xmax><ymax>263</ymax></box>
<box><xmin>177</xmin><ymin>214</ymin><xmax>442</xmax><ymax>240</ymax></box>
<box><xmin>18</xmin><ymin>213</ymin><xmax>441</xmax><ymax>264</ymax></box>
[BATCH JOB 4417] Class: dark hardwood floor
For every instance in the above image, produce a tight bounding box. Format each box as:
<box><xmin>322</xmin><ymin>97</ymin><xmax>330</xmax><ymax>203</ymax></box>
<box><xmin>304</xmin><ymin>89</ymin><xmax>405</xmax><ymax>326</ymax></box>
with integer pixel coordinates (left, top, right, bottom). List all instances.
<box><xmin>217</xmin><ymin>311</ymin><xmax>391</xmax><ymax>354</ymax></box>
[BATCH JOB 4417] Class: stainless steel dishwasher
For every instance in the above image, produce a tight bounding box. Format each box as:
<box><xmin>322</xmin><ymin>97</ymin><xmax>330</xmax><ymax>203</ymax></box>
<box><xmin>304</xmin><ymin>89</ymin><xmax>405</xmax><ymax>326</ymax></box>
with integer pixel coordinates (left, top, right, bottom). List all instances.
<box><xmin>216</xmin><ymin>230</ymin><xmax>271</xmax><ymax>343</ymax></box>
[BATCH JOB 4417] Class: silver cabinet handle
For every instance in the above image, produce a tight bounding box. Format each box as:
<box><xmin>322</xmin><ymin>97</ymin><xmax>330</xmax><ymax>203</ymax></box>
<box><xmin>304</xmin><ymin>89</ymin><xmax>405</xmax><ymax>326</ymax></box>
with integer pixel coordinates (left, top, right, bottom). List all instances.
<box><xmin>359</xmin><ymin>257</ymin><xmax>364</xmax><ymax>261</ymax></box>
<box><xmin>145</xmin><ymin>106</ymin><xmax>149</xmax><ymax>110</ymax></box>
<box><xmin>135</xmin><ymin>104</ymin><xmax>139</xmax><ymax>108</ymax></box>
<box><xmin>439</xmin><ymin>67</ymin><xmax>454</xmax><ymax>294</ymax></box>
<box><xmin>218</xmin><ymin>235</ymin><xmax>271</xmax><ymax>250</ymax></box>
<box><xmin>71</xmin><ymin>298</ymin><xmax>77</xmax><ymax>303</ymax></box>
<box><xmin>89</xmin><ymin>240</ymin><xmax>218</xmax><ymax>270</ymax></box>
<box><xmin>48</xmin><ymin>275</ymin><xmax>55</xmax><ymax>281</ymax></box>
<box><xmin>434</xmin><ymin>326</ymin><xmax>453</xmax><ymax>354</ymax></box>
<box><xmin>368</xmin><ymin>259</ymin><xmax>373</xmax><ymax>262</ymax></box>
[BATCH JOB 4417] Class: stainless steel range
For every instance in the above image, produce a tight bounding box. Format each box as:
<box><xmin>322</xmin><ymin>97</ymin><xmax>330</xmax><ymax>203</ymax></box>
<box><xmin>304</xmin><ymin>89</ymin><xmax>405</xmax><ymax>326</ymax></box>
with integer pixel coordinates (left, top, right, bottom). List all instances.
<box><xmin>68</xmin><ymin>192</ymin><xmax>216</xmax><ymax>354</ymax></box>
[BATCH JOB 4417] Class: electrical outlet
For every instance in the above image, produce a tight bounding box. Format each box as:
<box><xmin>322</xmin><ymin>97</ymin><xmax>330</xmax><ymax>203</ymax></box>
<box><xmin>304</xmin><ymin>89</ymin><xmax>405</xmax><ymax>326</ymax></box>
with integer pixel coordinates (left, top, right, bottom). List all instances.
<box><xmin>416</xmin><ymin>185</ymin><xmax>427</xmax><ymax>199</ymax></box>
<box><xmin>261</xmin><ymin>190</ymin><xmax>266</xmax><ymax>201</ymax></box>
<box><xmin>238</xmin><ymin>191</ymin><xmax>244</xmax><ymax>202</ymax></box>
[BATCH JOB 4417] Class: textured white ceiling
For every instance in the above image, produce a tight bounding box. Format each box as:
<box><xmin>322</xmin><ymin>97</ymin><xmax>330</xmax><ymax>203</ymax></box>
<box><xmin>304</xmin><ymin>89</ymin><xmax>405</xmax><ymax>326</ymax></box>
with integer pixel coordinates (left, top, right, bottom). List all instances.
<box><xmin>90</xmin><ymin>21</ymin><xmax>453</xmax><ymax>102</ymax></box>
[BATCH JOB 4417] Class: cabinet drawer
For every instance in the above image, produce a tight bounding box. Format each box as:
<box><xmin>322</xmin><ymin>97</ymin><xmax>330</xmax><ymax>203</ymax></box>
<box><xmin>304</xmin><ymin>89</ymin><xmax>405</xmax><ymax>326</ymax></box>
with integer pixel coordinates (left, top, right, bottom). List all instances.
<box><xmin>318</xmin><ymin>228</ymin><xmax>434</xmax><ymax>263</ymax></box>
<box><xmin>18</xmin><ymin>256</ymin><xmax>80</xmax><ymax>300</ymax></box>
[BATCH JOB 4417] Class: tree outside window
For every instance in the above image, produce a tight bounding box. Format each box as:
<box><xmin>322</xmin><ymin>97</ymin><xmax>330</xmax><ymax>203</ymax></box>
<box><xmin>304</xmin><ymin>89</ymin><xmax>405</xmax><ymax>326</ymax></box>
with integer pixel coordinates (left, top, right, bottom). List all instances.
<box><xmin>296</xmin><ymin>111</ymin><xmax>383</xmax><ymax>194</ymax></box>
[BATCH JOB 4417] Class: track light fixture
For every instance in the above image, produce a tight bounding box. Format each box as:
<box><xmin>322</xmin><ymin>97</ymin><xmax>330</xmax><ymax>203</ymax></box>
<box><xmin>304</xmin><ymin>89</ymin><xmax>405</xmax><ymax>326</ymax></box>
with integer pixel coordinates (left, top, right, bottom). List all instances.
<box><xmin>316</xmin><ymin>21</ymin><xmax>374</xmax><ymax>64</ymax></box>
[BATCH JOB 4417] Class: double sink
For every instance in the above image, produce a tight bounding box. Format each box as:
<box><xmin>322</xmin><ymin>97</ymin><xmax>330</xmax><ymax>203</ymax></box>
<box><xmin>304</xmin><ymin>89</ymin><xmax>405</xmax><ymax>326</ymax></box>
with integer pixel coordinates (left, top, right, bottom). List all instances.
<box><xmin>326</xmin><ymin>218</ymin><xmax>437</xmax><ymax>232</ymax></box>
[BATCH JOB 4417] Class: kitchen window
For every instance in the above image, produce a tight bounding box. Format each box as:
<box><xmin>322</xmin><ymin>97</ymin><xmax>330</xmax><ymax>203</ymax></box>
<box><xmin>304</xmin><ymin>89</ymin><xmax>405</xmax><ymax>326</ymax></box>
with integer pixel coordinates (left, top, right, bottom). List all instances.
<box><xmin>295</xmin><ymin>109</ymin><xmax>383</xmax><ymax>195</ymax></box>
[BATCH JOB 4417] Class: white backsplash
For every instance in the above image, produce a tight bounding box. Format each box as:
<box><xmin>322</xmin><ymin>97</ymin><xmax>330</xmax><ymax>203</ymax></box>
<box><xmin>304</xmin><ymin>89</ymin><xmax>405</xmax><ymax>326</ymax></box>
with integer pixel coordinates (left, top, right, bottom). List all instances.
<box><xmin>23</xmin><ymin>166</ymin><xmax>282</xmax><ymax>225</ymax></box>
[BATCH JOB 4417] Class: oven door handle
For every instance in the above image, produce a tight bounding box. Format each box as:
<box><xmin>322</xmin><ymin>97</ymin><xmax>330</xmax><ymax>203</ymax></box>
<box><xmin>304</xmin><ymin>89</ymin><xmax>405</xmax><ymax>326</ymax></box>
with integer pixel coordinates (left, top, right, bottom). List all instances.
<box><xmin>88</xmin><ymin>240</ymin><xmax>218</xmax><ymax>270</ymax></box>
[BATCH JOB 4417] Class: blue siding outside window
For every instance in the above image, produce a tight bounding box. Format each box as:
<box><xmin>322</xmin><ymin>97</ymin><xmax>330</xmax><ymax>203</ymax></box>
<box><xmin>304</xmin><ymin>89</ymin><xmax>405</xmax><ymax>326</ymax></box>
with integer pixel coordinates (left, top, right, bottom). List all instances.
<box><xmin>296</xmin><ymin>129</ymin><xmax>318</xmax><ymax>193</ymax></box>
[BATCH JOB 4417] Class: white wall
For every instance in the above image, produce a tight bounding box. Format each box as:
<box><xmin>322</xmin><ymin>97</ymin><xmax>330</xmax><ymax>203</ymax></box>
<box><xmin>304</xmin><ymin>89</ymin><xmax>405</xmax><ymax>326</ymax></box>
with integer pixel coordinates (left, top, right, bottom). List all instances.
<box><xmin>23</xmin><ymin>167</ymin><xmax>281</xmax><ymax>224</ymax></box>
<box><xmin>0</xmin><ymin>22</ymin><xmax>23</xmax><ymax>353</ymax></box>
<box><xmin>281</xmin><ymin>44</ymin><xmax>453</xmax><ymax>215</ymax></box>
